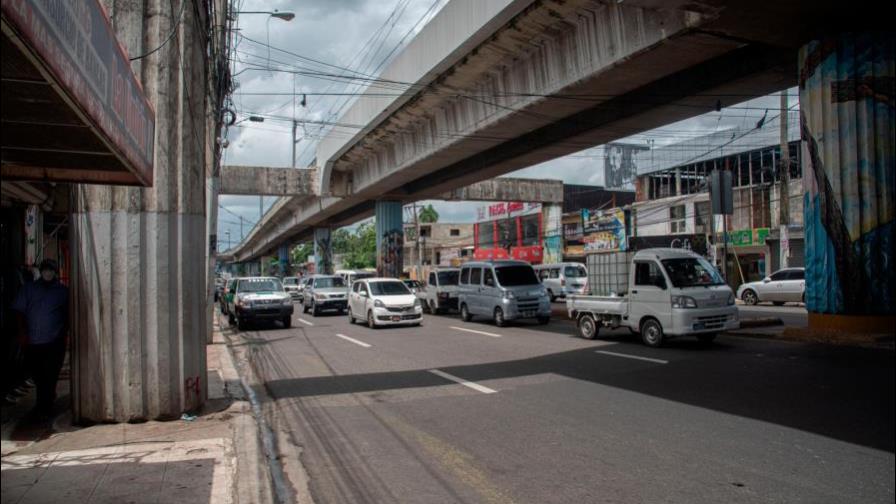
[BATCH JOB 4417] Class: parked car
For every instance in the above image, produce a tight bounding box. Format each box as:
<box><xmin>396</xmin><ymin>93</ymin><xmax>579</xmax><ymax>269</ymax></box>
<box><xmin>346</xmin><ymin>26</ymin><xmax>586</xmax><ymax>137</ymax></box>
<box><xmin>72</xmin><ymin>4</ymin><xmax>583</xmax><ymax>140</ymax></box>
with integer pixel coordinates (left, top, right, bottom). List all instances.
<box><xmin>225</xmin><ymin>277</ymin><xmax>293</xmax><ymax>330</ymax></box>
<box><xmin>303</xmin><ymin>275</ymin><xmax>349</xmax><ymax>315</ymax></box>
<box><xmin>417</xmin><ymin>268</ymin><xmax>460</xmax><ymax>314</ymax></box>
<box><xmin>348</xmin><ymin>278</ymin><xmax>423</xmax><ymax>328</ymax></box>
<box><xmin>736</xmin><ymin>267</ymin><xmax>805</xmax><ymax>306</ymax></box>
<box><xmin>534</xmin><ymin>262</ymin><xmax>588</xmax><ymax>301</ymax></box>
<box><xmin>282</xmin><ymin>276</ymin><xmax>302</xmax><ymax>301</ymax></box>
<box><xmin>402</xmin><ymin>279</ymin><xmax>423</xmax><ymax>294</ymax></box>
<box><xmin>458</xmin><ymin>260</ymin><xmax>551</xmax><ymax>327</ymax></box>
<box><xmin>567</xmin><ymin>248</ymin><xmax>738</xmax><ymax>347</ymax></box>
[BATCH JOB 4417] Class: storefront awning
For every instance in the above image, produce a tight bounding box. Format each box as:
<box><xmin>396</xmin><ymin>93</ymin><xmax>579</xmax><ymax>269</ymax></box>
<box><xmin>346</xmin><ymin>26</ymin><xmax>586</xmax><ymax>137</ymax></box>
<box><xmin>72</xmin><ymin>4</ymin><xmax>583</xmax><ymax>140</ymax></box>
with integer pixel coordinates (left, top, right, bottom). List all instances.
<box><xmin>1</xmin><ymin>0</ymin><xmax>155</xmax><ymax>186</ymax></box>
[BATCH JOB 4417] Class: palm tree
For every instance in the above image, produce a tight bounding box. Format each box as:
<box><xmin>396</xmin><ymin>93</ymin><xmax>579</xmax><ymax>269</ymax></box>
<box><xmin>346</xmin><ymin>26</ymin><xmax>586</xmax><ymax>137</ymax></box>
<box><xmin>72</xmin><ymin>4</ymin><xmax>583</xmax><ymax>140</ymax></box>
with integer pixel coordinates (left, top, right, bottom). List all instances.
<box><xmin>418</xmin><ymin>204</ymin><xmax>439</xmax><ymax>223</ymax></box>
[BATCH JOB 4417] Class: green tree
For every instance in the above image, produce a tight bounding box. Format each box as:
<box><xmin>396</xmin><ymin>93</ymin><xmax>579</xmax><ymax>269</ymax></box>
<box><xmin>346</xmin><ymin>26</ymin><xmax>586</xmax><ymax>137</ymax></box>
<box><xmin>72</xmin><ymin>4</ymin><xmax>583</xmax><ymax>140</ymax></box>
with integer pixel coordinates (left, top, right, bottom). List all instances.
<box><xmin>291</xmin><ymin>242</ymin><xmax>313</xmax><ymax>265</ymax></box>
<box><xmin>342</xmin><ymin>222</ymin><xmax>376</xmax><ymax>269</ymax></box>
<box><xmin>418</xmin><ymin>204</ymin><xmax>439</xmax><ymax>223</ymax></box>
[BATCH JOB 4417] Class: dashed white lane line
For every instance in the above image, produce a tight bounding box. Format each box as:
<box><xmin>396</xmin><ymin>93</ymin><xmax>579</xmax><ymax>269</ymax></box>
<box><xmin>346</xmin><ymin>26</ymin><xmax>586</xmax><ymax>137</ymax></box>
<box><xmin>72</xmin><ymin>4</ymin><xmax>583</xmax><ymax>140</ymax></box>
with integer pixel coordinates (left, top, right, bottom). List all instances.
<box><xmin>429</xmin><ymin>369</ymin><xmax>497</xmax><ymax>394</ymax></box>
<box><xmin>595</xmin><ymin>350</ymin><xmax>668</xmax><ymax>364</ymax></box>
<box><xmin>449</xmin><ymin>326</ymin><xmax>501</xmax><ymax>338</ymax></box>
<box><xmin>296</xmin><ymin>318</ymin><xmax>314</xmax><ymax>326</ymax></box>
<box><xmin>336</xmin><ymin>333</ymin><xmax>371</xmax><ymax>348</ymax></box>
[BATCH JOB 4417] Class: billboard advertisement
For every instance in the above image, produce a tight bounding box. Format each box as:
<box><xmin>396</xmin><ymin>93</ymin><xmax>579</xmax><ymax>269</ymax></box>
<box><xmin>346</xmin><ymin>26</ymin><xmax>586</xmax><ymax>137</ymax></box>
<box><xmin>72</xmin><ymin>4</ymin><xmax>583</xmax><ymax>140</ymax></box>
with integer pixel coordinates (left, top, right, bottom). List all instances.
<box><xmin>582</xmin><ymin>208</ymin><xmax>626</xmax><ymax>252</ymax></box>
<box><xmin>604</xmin><ymin>143</ymin><xmax>648</xmax><ymax>190</ymax></box>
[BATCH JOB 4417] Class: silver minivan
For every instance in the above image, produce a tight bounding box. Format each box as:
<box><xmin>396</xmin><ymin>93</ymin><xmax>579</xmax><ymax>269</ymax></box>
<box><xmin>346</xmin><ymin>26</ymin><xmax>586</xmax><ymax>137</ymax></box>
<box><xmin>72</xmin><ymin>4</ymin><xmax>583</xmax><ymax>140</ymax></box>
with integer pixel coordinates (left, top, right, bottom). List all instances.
<box><xmin>457</xmin><ymin>260</ymin><xmax>551</xmax><ymax>327</ymax></box>
<box><xmin>534</xmin><ymin>262</ymin><xmax>588</xmax><ymax>301</ymax></box>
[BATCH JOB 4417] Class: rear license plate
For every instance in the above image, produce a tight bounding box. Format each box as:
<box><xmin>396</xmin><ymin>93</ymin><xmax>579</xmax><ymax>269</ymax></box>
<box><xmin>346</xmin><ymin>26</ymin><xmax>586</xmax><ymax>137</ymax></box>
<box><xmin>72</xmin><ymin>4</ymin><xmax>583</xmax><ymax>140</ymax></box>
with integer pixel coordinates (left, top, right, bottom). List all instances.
<box><xmin>523</xmin><ymin>311</ymin><xmax>536</xmax><ymax>318</ymax></box>
<box><xmin>391</xmin><ymin>316</ymin><xmax>401</xmax><ymax>322</ymax></box>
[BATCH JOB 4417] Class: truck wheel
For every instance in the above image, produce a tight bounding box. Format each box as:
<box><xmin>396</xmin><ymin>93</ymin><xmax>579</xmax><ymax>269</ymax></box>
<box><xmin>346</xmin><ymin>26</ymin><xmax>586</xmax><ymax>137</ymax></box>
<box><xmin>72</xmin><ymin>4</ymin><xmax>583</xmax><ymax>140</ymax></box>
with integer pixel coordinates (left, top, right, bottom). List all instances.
<box><xmin>697</xmin><ymin>333</ymin><xmax>716</xmax><ymax>345</ymax></box>
<box><xmin>460</xmin><ymin>304</ymin><xmax>473</xmax><ymax>322</ymax></box>
<box><xmin>282</xmin><ymin>316</ymin><xmax>292</xmax><ymax>329</ymax></box>
<box><xmin>578</xmin><ymin>314</ymin><xmax>598</xmax><ymax>339</ymax></box>
<box><xmin>742</xmin><ymin>289</ymin><xmax>758</xmax><ymax>305</ymax></box>
<box><xmin>494</xmin><ymin>307</ymin><xmax>507</xmax><ymax>327</ymax></box>
<box><xmin>640</xmin><ymin>318</ymin><xmax>664</xmax><ymax>347</ymax></box>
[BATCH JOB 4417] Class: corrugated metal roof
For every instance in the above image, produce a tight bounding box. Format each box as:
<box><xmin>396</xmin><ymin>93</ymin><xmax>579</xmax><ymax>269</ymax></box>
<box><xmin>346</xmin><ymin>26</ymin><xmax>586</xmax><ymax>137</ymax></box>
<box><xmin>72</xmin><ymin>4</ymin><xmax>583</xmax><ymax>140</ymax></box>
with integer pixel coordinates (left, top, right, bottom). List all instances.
<box><xmin>636</xmin><ymin>109</ymin><xmax>800</xmax><ymax>176</ymax></box>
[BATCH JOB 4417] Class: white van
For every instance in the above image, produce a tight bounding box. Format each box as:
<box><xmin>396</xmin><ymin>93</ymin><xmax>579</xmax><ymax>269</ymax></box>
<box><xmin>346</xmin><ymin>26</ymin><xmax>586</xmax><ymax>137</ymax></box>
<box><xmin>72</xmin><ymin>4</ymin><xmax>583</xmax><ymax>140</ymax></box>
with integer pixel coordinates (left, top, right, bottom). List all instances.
<box><xmin>336</xmin><ymin>269</ymin><xmax>376</xmax><ymax>286</ymax></box>
<box><xmin>534</xmin><ymin>263</ymin><xmax>588</xmax><ymax>301</ymax></box>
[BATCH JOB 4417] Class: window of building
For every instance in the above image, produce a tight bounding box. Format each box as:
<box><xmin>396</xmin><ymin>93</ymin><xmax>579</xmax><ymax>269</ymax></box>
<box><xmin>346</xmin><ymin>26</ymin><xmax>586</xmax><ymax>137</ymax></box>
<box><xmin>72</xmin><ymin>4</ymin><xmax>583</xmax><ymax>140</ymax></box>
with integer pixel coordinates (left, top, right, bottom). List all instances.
<box><xmin>497</xmin><ymin>219</ymin><xmax>517</xmax><ymax>248</ymax></box>
<box><xmin>450</xmin><ymin>228</ymin><xmax>460</xmax><ymax>236</ymax></box>
<box><xmin>420</xmin><ymin>226</ymin><xmax>431</xmax><ymax>238</ymax></box>
<box><xmin>670</xmin><ymin>205</ymin><xmax>686</xmax><ymax>234</ymax></box>
<box><xmin>521</xmin><ymin>214</ymin><xmax>539</xmax><ymax>246</ymax></box>
<box><xmin>479</xmin><ymin>222</ymin><xmax>494</xmax><ymax>247</ymax></box>
<box><xmin>695</xmin><ymin>201</ymin><xmax>711</xmax><ymax>234</ymax></box>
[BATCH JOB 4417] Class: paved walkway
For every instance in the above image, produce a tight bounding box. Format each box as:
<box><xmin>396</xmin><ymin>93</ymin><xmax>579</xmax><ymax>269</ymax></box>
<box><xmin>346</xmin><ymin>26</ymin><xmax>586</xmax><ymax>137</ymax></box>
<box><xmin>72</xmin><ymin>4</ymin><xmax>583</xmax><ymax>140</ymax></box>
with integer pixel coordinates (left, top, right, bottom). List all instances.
<box><xmin>1</xmin><ymin>327</ymin><xmax>268</xmax><ymax>504</ymax></box>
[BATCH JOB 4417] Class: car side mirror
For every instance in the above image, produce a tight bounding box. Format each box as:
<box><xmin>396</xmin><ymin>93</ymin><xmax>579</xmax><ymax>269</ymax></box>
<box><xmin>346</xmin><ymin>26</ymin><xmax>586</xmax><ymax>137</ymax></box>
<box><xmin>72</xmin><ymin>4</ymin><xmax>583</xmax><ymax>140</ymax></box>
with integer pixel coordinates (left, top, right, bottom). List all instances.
<box><xmin>763</xmin><ymin>277</ymin><xmax>771</xmax><ymax>283</ymax></box>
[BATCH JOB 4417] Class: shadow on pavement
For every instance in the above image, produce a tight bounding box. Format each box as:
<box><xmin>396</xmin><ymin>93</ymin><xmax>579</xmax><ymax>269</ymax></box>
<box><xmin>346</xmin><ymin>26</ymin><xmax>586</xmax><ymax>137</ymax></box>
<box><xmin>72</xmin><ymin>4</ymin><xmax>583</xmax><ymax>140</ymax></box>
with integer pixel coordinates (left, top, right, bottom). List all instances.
<box><xmin>262</xmin><ymin>340</ymin><xmax>895</xmax><ymax>453</ymax></box>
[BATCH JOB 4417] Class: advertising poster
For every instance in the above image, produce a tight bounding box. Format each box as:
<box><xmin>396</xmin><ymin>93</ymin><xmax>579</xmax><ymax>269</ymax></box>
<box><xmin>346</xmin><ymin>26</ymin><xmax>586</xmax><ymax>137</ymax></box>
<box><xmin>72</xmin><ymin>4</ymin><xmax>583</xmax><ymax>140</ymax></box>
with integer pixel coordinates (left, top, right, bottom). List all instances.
<box><xmin>582</xmin><ymin>208</ymin><xmax>626</xmax><ymax>252</ymax></box>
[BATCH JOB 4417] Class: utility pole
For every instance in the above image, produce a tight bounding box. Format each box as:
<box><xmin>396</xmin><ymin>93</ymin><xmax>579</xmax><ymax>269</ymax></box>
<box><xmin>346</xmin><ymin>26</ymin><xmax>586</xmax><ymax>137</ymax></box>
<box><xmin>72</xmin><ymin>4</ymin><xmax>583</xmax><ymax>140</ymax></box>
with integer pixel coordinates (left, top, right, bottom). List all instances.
<box><xmin>778</xmin><ymin>91</ymin><xmax>790</xmax><ymax>269</ymax></box>
<box><xmin>292</xmin><ymin>120</ymin><xmax>297</xmax><ymax>168</ymax></box>
<box><xmin>239</xmin><ymin>216</ymin><xmax>244</xmax><ymax>241</ymax></box>
<box><xmin>412</xmin><ymin>202</ymin><xmax>422</xmax><ymax>279</ymax></box>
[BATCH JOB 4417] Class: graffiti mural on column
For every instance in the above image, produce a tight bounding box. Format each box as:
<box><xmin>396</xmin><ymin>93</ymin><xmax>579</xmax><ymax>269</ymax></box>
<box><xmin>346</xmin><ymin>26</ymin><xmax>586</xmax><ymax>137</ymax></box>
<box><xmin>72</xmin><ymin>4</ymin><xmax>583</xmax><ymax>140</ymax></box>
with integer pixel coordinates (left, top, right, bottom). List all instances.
<box><xmin>375</xmin><ymin>200</ymin><xmax>405</xmax><ymax>278</ymax></box>
<box><xmin>378</xmin><ymin>229</ymin><xmax>404</xmax><ymax>278</ymax></box>
<box><xmin>800</xmin><ymin>32</ymin><xmax>895</xmax><ymax>314</ymax></box>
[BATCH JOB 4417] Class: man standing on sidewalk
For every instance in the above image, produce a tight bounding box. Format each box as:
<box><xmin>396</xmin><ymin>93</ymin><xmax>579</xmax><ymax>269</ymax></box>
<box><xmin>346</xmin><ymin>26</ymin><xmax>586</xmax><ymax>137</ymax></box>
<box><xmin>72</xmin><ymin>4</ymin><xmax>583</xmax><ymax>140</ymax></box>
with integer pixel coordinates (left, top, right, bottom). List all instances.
<box><xmin>12</xmin><ymin>259</ymin><xmax>69</xmax><ymax>419</ymax></box>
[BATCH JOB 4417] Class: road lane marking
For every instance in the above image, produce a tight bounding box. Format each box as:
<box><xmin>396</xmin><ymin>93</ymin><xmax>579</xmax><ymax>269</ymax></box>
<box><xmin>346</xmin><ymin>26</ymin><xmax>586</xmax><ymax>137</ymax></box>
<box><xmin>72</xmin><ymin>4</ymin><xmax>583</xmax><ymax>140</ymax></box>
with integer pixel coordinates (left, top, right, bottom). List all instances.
<box><xmin>429</xmin><ymin>369</ymin><xmax>497</xmax><ymax>394</ymax></box>
<box><xmin>296</xmin><ymin>318</ymin><xmax>314</xmax><ymax>326</ymax></box>
<box><xmin>335</xmin><ymin>333</ymin><xmax>371</xmax><ymax>348</ymax></box>
<box><xmin>449</xmin><ymin>326</ymin><xmax>501</xmax><ymax>338</ymax></box>
<box><xmin>595</xmin><ymin>350</ymin><xmax>668</xmax><ymax>364</ymax></box>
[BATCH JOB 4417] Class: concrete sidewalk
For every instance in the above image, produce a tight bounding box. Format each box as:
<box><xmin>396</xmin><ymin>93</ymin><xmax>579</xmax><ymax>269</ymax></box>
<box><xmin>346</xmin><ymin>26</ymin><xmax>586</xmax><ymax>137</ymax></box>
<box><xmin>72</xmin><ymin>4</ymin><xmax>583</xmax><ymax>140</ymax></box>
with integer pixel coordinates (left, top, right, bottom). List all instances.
<box><xmin>1</xmin><ymin>322</ymin><xmax>273</xmax><ymax>504</ymax></box>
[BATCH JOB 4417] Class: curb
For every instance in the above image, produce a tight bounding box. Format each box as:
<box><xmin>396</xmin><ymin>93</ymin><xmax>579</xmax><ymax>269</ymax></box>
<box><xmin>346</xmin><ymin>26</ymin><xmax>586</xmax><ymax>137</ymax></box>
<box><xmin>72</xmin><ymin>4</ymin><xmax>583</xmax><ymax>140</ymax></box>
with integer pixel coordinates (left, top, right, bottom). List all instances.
<box><xmin>214</xmin><ymin>317</ymin><xmax>277</xmax><ymax>504</ymax></box>
<box><xmin>738</xmin><ymin>317</ymin><xmax>783</xmax><ymax>328</ymax></box>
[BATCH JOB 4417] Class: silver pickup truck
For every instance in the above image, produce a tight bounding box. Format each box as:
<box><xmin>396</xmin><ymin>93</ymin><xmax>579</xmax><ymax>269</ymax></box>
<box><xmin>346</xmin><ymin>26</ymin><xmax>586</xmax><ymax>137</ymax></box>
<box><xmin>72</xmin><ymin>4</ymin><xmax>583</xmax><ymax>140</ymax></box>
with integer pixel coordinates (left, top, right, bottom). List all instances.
<box><xmin>567</xmin><ymin>248</ymin><xmax>739</xmax><ymax>347</ymax></box>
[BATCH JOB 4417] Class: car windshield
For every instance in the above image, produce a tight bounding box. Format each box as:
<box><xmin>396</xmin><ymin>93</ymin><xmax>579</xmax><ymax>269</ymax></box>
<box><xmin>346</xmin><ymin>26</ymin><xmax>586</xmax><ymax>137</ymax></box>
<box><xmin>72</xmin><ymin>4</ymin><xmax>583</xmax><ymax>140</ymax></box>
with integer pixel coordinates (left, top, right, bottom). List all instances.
<box><xmin>564</xmin><ymin>266</ymin><xmax>586</xmax><ymax>278</ymax></box>
<box><xmin>437</xmin><ymin>271</ymin><xmax>459</xmax><ymax>285</ymax></box>
<box><xmin>240</xmin><ymin>279</ymin><xmax>283</xmax><ymax>292</ymax></box>
<box><xmin>315</xmin><ymin>277</ymin><xmax>346</xmax><ymax>288</ymax></box>
<box><xmin>495</xmin><ymin>265</ymin><xmax>538</xmax><ymax>286</ymax></box>
<box><xmin>369</xmin><ymin>281</ymin><xmax>411</xmax><ymax>296</ymax></box>
<box><xmin>660</xmin><ymin>258</ymin><xmax>724</xmax><ymax>287</ymax></box>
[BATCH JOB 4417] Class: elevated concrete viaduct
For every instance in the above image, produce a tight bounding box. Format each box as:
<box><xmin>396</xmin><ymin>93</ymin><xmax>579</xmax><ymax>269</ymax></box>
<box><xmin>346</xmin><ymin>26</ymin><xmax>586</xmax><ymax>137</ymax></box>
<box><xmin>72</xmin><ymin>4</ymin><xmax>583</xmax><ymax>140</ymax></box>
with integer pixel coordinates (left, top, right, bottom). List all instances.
<box><xmin>222</xmin><ymin>0</ymin><xmax>892</xmax><ymax>330</ymax></box>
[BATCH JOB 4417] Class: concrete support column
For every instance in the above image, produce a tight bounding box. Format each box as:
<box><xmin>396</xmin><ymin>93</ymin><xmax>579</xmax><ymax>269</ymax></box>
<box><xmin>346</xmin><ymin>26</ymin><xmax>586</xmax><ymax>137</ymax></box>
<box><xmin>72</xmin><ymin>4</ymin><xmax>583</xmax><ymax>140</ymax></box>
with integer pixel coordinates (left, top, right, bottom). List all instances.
<box><xmin>278</xmin><ymin>244</ymin><xmax>290</xmax><ymax>277</ymax></box>
<box><xmin>800</xmin><ymin>32</ymin><xmax>895</xmax><ymax>331</ymax></box>
<box><xmin>375</xmin><ymin>200</ymin><xmax>404</xmax><ymax>278</ymax></box>
<box><xmin>313</xmin><ymin>227</ymin><xmax>333</xmax><ymax>275</ymax></box>
<box><xmin>542</xmin><ymin>203</ymin><xmax>564</xmax><ymax>264</ymax></box>
<box><xmin>70</xmin><ymin>0</ymin><xmax>208</xmax><ymax>422</ymax></box>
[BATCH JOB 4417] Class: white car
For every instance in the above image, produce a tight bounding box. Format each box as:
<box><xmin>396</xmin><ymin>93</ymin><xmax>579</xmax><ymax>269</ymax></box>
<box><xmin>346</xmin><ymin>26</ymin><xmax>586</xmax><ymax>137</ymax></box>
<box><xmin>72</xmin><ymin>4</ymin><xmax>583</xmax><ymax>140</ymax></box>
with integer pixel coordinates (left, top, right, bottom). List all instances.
<box><xmin>282</xmin><ymin>277</ymin><xmax>302</xmax><ymax>300</ymax></box>
<box><xmin>736</xmin><ymin>268</ymin><xmax>805</xmax><ymax>306</ymax></box>
<box><xmin>348</xmin><ymin>278</ymin><xmax>423</xmax><ymax>328</ymax></box>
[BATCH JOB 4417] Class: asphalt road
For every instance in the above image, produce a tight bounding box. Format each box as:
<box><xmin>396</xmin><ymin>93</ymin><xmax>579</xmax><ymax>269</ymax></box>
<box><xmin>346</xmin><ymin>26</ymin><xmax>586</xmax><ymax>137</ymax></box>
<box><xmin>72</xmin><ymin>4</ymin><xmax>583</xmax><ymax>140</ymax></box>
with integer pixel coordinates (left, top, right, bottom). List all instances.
<box><xmin>228</xmin><ymin>305</ymin><xmax>894</xmax><ymax>504</ymax></box>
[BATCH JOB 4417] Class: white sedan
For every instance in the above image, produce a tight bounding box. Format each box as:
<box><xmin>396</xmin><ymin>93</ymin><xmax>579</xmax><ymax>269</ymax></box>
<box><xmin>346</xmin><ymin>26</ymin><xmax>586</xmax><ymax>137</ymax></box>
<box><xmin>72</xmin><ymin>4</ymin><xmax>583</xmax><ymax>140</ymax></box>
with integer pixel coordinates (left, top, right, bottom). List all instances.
<box><xmin>736</xmin><ymin>268</ymin><xmax>805</xmax><ymax>306</ymax></box>
<box><xmin>348</xmin><ymin>278</ymin><xmax>423</xmax><ymax>328</ymax></box>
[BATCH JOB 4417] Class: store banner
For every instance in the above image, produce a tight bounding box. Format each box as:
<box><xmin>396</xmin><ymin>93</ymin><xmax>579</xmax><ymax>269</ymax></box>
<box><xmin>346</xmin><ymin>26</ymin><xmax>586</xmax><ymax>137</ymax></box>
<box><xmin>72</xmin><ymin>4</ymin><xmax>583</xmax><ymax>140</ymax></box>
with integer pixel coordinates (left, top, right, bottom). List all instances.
<box><xmin>726</xmin><ymin>228</ymin><xmax>770</xmax><ymax>247</ymax></box>
<box><xmin>582</xmin><ymin>208</ymin><xmax>626</xmax><ymax>252</ymax></box>
<box><xmin>629</xmin><ymin>234</ymin><xmax>708</xmax><ymax>256</ymax></box>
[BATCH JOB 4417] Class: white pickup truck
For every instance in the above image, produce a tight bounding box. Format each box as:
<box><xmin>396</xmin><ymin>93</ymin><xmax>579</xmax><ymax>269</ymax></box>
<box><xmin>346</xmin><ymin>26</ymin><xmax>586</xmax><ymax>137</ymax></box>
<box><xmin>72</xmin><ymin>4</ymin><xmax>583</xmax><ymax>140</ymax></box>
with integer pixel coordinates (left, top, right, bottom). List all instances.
<box><xmin>567</xmin><ymin>248</ymin><xmax>739</xmax><ymax>347</ymax></box>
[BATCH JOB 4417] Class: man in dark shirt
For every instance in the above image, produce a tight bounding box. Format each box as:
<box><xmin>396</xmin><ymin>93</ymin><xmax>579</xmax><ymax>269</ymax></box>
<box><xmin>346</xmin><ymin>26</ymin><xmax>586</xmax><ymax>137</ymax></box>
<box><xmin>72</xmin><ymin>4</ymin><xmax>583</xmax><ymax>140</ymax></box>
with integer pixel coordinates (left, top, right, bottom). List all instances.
<box><xmin>12</xmin><ymin>259</ymin><xmax>69</xmax><ymax>418</ymax></box>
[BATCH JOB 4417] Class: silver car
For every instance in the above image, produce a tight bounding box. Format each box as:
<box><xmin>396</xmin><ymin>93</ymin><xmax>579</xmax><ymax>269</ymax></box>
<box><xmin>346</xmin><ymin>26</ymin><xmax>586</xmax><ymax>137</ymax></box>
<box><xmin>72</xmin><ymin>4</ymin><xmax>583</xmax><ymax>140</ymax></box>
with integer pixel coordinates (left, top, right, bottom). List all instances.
<box><xmin>457</xmin><ymin>260</ymin><xmax>551</xmax><ymax>327</ymax></box>
<box><xmin>736</xmin><ymin>268</ymin><xmax>805</xmax><ymax>306</ymax></box>
<box><xmin>303</xmin><ymin>275</ymin><xmax>349</xmax><ymax>315</ymax></box>
<box><xmin>534</xmin><ymin>262</ymin><xmax>588</xmax><ymax>301</ymax></box>
<box><xmin>282</xmin><ymin>277</ymin><xmax>302</xmax><ymax>300</ymax></box>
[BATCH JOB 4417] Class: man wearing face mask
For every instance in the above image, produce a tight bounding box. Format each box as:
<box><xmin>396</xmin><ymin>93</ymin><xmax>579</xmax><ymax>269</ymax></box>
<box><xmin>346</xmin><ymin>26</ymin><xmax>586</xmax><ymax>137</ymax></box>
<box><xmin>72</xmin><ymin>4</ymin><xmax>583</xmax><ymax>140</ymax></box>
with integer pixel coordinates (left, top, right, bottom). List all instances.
<box><xmin>11</xmin><ymin>259</ymin><xmax>69</xmax><ymax>419</ymax></box>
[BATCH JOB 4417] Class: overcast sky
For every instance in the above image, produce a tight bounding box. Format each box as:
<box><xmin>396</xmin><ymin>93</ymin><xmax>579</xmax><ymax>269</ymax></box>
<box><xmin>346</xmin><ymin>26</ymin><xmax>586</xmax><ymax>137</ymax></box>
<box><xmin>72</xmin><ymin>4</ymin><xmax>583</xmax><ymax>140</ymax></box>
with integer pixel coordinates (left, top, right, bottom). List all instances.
<box><xmin>218</xmin><ymin>0</ymin><xmax>795</xmax><ymax>249</ymax></box>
